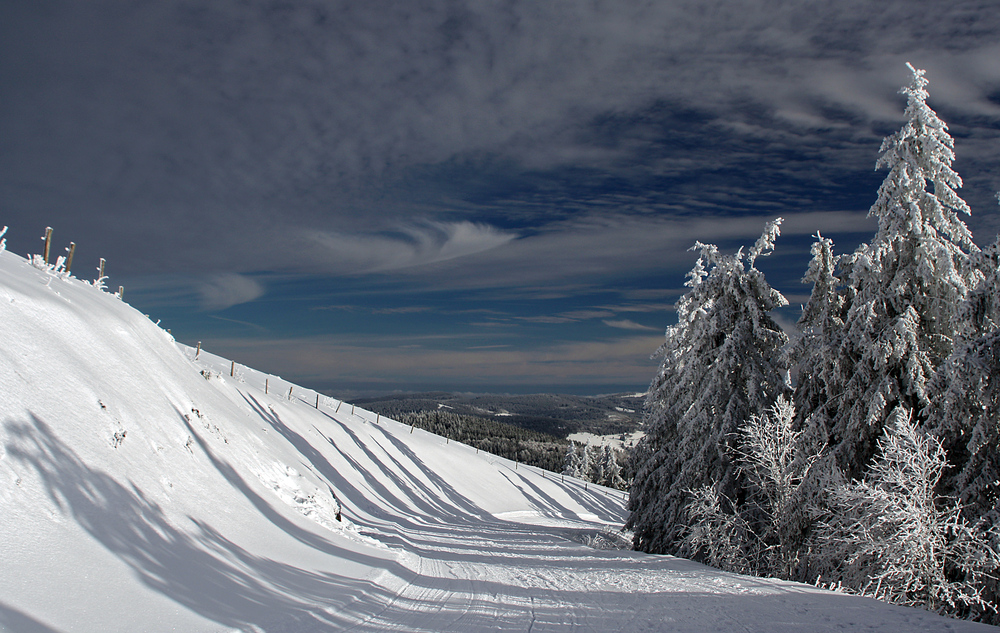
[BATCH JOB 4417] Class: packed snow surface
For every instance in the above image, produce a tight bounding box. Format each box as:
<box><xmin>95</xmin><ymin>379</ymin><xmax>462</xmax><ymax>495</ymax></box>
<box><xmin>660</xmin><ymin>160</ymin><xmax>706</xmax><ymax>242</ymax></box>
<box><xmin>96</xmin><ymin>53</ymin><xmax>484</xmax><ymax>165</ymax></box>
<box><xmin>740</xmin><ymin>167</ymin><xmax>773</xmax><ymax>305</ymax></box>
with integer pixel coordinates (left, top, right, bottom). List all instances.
<box><xmin>0</xmin><ymin>250</ymin><xmax>994</xmax><ymax>632</ymax></box>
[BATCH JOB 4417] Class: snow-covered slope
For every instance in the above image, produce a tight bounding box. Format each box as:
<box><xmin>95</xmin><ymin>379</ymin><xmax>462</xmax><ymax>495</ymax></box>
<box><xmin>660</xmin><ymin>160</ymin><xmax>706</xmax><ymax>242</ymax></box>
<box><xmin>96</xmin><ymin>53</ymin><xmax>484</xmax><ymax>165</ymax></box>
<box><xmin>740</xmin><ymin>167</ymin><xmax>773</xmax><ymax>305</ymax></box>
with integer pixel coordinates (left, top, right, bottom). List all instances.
<box><xmin>0</xmin><ymin>249</ymin><xmax>994</xmax><ymax>632</ymax></box>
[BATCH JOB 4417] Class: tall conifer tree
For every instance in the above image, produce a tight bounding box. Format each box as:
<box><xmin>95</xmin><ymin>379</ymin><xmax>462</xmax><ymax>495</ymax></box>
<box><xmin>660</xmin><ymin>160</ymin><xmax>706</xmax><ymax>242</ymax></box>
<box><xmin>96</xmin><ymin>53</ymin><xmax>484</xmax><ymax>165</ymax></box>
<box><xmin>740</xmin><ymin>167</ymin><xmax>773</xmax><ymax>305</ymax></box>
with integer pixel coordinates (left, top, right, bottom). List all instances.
<box><xmin>818</xmin><ymin>64</ymin><xmax>980</xmax><ymax>476</ymax></box>
<box><xmin>627</xmin><ymin>219</ymin><xmax>788</xmax><ymax>554</ymax></box>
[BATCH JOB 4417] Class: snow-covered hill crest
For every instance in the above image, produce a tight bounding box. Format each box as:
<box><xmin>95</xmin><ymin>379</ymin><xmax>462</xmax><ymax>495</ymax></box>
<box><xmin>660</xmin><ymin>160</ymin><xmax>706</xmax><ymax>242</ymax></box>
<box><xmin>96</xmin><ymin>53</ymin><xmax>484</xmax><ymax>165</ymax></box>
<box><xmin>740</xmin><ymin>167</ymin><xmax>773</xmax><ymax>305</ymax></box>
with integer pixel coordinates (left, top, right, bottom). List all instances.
<box><xmin>1</xmin><ymin>249</ymin><xmax>994</xmax><ymax>632</ymax></box>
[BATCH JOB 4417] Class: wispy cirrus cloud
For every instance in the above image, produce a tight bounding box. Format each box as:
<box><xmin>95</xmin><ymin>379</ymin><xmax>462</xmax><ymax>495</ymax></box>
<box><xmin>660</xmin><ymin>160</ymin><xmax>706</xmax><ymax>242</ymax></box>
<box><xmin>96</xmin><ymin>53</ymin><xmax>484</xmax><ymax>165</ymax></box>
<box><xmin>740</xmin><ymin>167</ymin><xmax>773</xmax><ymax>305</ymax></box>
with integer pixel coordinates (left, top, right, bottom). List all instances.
<box><xmin>303</xmin><ymin>221</ymin><xmax>517</xmax><ymax>273</ymax></box>
<box><xmin>202</xmin><ymin>332</ymin><xmax>665</xmax><ymax>392</ymax></box>
<box><xmin>603</xmin><ymin>319</ymin><xmax>659</xmax><ymax>332</ymax></box>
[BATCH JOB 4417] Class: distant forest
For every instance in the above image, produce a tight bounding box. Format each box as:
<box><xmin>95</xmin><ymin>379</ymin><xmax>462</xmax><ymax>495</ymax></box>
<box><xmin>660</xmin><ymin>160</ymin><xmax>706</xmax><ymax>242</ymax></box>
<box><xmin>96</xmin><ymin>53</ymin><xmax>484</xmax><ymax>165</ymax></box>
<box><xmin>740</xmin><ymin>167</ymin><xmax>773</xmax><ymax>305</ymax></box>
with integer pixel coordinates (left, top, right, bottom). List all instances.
<box><xmin>366</xmin><ymin>407</ymin><xmax>571</xmax><ymax>474</ymax></box>
<box><xmin>355</xmin><ymin>392</ymin><xmax>643</xmax><ymax>439</ymax></box>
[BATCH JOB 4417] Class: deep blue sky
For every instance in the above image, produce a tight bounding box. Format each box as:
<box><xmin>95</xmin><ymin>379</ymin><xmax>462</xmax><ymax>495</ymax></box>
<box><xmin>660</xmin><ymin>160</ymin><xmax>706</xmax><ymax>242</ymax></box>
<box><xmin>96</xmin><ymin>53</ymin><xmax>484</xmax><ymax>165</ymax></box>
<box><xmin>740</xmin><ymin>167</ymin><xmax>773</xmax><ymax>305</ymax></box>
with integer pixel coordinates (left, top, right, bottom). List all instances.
<box><xmin>3</xmin><ymin>1</ymin><xmax>999</xmax><ymax>396</ymax></box>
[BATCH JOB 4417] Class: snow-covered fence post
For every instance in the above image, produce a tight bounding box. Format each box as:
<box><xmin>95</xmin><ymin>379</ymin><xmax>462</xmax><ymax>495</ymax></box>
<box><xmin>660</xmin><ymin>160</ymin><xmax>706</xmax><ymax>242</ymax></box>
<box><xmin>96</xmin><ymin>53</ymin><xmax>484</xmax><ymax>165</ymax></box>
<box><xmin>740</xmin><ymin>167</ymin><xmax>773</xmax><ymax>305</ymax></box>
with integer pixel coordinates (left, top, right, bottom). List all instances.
<box><xmin>351</xmin><ymin>404</ymin><xmax>355</xmax><ymax>415</ymax></box>
<box><xmin>98</xmin><ymin>258</ymin><xmax>105</xmax><ymax>280</ymax></box>
<box><xmin>116</xmin><ymin>286</ymin><xmax>124</xmax><ymax>300</ymax></box>
<box><xmin>335</xmin><ymin>401</ymin><xmax>342</xmax><ymax>413</ymax></box>
<box><xmin>42</xmin><ymin>227</ymin><xmax>52</xmax><ymax>264</ymax></box>
<box><xmin>231</xmin><ymin>361</ymin><xmax>235</xmax><ymax>377</ymax></box>
<box><xmin>65</xmin><ymin>242</ymin><xmax>76</xmax><ymax>273</ymax></box>
<box><xmin>288</xmin><ymin>386</ymin><xmax>293</xmax><ymax>401</ymax></box>
<box><xmin>376</xmin><ymin>413</ymin><xmax>380</xmax><ymax>424</ymax></box>
<box><xmin>195</xmin><ymin>342</ymin><xmax>201</xmax><ymax>359</ymax></box>
<box><xmin>315</xmin><ymin>394</ymin><xmax>319</xmax><ymax>409</ymax></box>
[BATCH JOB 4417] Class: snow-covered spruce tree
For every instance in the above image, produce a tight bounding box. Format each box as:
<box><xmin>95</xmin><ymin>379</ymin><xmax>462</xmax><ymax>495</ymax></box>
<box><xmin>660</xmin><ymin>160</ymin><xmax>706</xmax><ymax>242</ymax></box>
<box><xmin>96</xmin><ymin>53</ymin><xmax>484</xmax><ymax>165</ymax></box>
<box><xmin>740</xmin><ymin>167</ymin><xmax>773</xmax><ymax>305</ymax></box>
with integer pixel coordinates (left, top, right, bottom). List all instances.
<box><xmin>627</xmin><ymin>219</ymin><xmax>789</xmax><ymax>555</ymax></box>
<box><xmin>823</xmin><ymin>64</ymin><xmax>981</xmax><ymax>478</ymax></box>
<box><xmin>788</xmin><ymin>233</ymin><xmax>851</xmax><ymax>444</ymax></box>
<box><xmin>562</xmin><ymin>440</ymin><xmax>582</xmax><ymax>478</ymax></box>
<box><xmin>600</xmin><ymin>444</ymin><xmax>626</xmax><ymax>490</ymax></box>
<box><xmin>925</xmin><ymin>225</ymin><xmax>1000</xmax><ymax>623</ymax></box>
<box><xmin>581</xmin><ymin>444</ymin><xmax>596</xmax><ymax>482</ymax></box>
<box><xmin>813</xmin><ymin>407</ymin><xmax>1000</xmax><ymax>618</ymax></box>
<box><xmin>930</xmin><ymin>230</ymin><xmax>1000</xmax><ymax>508</ymax></box>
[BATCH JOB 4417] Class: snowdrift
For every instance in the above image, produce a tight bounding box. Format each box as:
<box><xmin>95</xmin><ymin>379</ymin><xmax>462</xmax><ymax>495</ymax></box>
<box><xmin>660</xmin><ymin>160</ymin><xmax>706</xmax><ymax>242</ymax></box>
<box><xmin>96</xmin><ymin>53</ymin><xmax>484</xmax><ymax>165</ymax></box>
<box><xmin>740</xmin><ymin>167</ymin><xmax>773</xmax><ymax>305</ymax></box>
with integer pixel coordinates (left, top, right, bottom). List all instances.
<box><xmin>0</xmin><ymin>249</ymin><xmax>994</xmax><ymax>632</ymax></box>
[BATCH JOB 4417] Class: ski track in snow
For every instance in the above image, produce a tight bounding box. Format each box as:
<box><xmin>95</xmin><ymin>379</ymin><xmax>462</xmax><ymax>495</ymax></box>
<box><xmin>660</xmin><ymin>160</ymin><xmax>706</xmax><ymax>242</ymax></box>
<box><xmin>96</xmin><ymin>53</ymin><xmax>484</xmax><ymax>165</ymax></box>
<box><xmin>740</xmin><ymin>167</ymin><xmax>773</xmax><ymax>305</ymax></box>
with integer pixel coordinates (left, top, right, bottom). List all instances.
<box><xmin>1</xmin><ymin>250</ymin><xmax>996</xmax><ymax>632</ymax></box>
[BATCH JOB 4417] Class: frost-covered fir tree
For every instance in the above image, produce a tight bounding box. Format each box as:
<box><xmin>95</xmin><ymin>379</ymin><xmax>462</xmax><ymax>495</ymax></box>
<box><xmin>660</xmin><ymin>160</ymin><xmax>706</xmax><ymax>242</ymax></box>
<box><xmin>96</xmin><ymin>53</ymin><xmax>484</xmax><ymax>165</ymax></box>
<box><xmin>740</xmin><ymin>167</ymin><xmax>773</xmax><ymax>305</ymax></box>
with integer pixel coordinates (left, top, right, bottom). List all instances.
<box><xmin>788</xmin><ymin>233</ymin><xmax>852</xmax><ymax>442</ymax></box>
<box><xmin>930</xmin><ymin>231</ymin><xmax>1000</xmax><ymax>507</ymax></box>
<box><xmin>924</xmin><ymin>224</ymin><xmax>1000</xmax><ymax>621</ymax></box>
<box><xmin>581</xmin><ymin>444</ymin><xmax>596</xmax><ymax>482</ymax></box>
<box><xmin>627</xmin><ymin>219</ymin><xmax>789</xmax><ymax>554</ymax></box>
<box><xmin>562</xmin><ymin>441</ymin><xmax>582</xmax><ymax>478</ymax></box>
<box><xmin>822</xmin><ymin>64</ymin><xmax>981</xmax><ymax>477</ymax></box>
<box><xmin>600</xmin><ymin>444</ymin><xmax>626</xmax><ymax>490</ymax></box>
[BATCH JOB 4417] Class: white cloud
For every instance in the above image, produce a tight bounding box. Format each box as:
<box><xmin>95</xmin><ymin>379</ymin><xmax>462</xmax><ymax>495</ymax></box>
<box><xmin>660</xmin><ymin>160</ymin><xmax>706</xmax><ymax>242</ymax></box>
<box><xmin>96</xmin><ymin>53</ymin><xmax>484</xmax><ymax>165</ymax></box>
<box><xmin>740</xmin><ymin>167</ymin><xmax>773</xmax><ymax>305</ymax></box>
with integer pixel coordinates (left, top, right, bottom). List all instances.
<box><xmin>603</xmin><ymin>319</ymin><xmax>658</xmax><ymax>331</ymax></box>
<box><xmin>352</xmin><ymin>211</ymin><xmax>876</xmax><ymax>291</ymax></box>
<box><xmin>203</xmin><ymin>333</ymin><xmax>665</xmax><ymax>389</ymax></box>
<box><xmin>305</xmin><ymin>221</ymin><xmax>517</xmax><ymax>273</ymax></box>
<box><xmin>197</xmin><ymin>274</ymin><xmax>265</xmax><ymax>311</ymax></box>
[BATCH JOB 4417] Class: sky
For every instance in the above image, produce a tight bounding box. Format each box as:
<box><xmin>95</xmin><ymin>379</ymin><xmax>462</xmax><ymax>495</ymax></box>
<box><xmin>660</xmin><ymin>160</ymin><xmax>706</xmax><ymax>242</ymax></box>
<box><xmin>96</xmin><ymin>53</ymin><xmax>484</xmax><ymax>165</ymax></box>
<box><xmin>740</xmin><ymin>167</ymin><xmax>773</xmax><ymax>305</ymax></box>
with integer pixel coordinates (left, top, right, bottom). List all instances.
<box><xmin>3</xmin><ymin>0</ymin><xmax>1000</xmax><ymax>397</ymax></box>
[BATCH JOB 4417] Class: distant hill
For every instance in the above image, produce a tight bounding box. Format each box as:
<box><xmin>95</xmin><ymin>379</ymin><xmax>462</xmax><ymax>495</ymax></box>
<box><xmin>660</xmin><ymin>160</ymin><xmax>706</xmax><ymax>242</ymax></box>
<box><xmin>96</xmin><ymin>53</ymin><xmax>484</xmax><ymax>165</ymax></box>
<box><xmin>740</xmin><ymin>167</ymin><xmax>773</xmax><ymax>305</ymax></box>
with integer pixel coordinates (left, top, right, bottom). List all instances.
<box><xmin>353</xmin><ymin>392</ymin><xmax>645</xmax><ymax>439</ymax></box>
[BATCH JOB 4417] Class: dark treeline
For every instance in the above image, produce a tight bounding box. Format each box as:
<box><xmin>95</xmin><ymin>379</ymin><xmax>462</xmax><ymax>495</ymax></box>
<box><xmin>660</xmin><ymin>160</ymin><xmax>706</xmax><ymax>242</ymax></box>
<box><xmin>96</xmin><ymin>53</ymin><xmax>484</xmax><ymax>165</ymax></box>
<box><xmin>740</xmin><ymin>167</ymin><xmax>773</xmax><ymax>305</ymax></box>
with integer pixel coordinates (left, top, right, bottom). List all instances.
<box><xmin>355</xmin><ymin>392</ymin><xmax>642</xmax><ymax>439</ymax></box>
<box><xmin>374</xmin><ymin>408</ymin><xmax>570</xmax><ymax>473</ymax></box>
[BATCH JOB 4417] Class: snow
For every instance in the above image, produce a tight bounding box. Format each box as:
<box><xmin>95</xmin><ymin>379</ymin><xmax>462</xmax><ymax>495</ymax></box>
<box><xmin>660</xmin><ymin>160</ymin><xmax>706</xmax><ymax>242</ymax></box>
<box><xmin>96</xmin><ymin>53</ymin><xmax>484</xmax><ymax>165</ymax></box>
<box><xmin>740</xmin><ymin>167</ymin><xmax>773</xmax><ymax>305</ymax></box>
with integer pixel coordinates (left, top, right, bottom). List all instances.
<box><xmin>0</xmin><ymin>249</ymin><xmax>994</xmax><ymax>632</ymax></box>
<box><xmin>566</xmin><ymin>431</ymin><xmax>644</xmax><ymax>450</ymax></box>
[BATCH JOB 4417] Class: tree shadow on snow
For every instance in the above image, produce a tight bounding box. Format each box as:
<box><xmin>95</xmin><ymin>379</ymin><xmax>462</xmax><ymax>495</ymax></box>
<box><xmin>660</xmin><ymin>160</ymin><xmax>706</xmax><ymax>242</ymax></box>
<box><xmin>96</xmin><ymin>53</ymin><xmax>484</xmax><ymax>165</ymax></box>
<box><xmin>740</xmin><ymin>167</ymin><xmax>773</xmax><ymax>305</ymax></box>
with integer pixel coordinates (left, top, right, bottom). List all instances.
<box><xmin>3</xmin><ymin>413</ymin><xmax>409</xmax><ymax>632</ymax></box>
<box><xmin>0</xmin><ymin>600</ymin><xmax>64</xmax><ymax>633</ymax></box>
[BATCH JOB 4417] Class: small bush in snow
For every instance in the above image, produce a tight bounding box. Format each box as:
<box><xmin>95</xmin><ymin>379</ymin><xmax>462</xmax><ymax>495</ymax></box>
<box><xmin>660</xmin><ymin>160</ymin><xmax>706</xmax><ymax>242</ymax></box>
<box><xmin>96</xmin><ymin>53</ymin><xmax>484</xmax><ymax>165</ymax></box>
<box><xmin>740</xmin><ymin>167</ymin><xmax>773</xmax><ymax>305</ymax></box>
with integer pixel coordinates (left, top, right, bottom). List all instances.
<box><xmin>736</xmin><ymin>396</ymin><xmax>823</xmax><ymax>577</ymax></box>
<box><xmin>812</xmin><ymin>407</ymin><xmax>1000</xmax><ymax>618</ymax></box>
<box><xmin>683</xmin><ymin>485</ymin><xmax>760</xmax><ymax>575</ymax></box>
<box><xmin>579</xmin><ymin>526</ymin><xmax>633</xmax><ymax>550</ymax></box>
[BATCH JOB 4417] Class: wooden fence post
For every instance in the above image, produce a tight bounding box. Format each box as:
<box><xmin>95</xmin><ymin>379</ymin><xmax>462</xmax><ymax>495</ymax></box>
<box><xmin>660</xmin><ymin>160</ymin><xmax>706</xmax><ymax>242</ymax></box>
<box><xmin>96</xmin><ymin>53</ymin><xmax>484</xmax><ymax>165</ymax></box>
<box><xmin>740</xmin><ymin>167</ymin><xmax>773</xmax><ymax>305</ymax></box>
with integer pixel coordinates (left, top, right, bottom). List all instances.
<box><xmin>315</xmin><ymin>394</ymin><xmax>319</xmax><ymax>409</ymax></box>
<box><xmin>65</xmin><ymin>242</ymin><xmax>76</xmax><ymax>273</ymax></box>
<box><xmin>335</xmin><ymin>401</ymin><xmax>342</xmax><ymax>413</ymax></box>
<box><xmin>195</xmin><ymin>342</ymin><xmax>201</xmax><ymax>359</ymax></box>
<box><xmin>230</xmin><ymin>361</ymin><xmax>235</xmax><ymax>377</ymax></box>
<box><xmin>42</xmin><ymin>227</ymin><xmax>52</xmax><ymax>264</ymax></box>
<box><xmin>98</xmin><ymin>258</ymin><xmax>105</xmax><ymax>280</ymax></box>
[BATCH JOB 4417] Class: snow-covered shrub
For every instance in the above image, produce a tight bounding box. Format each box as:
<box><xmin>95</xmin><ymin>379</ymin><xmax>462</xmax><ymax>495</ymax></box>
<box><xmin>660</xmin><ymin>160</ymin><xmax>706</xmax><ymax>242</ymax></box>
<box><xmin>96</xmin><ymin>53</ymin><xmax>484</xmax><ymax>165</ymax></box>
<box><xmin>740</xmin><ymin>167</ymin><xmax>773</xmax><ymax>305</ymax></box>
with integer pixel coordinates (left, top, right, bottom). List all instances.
<box><xmin>30</xmin><ymin>253</ymin><xmax>51</xmax><ymax>271</ymax></box>
<box><xmin>736</xmin><ymin>396</ymin><xmax>824</xmax><ymax>577</ymax></box>
<box><xmin>682</xmin><ymin>485</ymin><xmax>761</xmax><ymax>575</ymax></box>
<box><xmin>578</xmin><ymin>526</ymin><xmax>633</xmax><ymax>550</ymax></box>
<box><xmin>813</xmin><ymin>407</ymin><xmax>1000</xmax><ymax>618</ymax></box>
